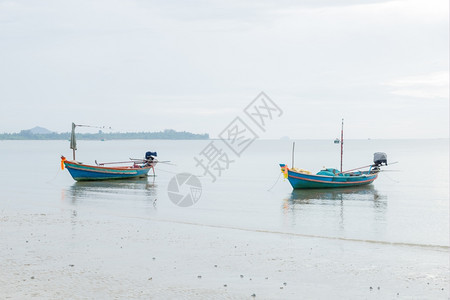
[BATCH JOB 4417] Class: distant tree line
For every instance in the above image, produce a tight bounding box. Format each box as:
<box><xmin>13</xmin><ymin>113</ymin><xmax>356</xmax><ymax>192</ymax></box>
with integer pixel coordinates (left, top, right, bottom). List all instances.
<box><xmin>0</xmin><ymin>129</ymin><xmax>209</xmax><ymax>140</ymax></box>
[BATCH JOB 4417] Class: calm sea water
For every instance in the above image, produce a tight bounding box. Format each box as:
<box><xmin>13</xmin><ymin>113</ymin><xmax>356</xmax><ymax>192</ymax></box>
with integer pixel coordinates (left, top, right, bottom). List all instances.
<box><xmin>1</xmin><ymin>139</ymin><xmax>448</xmax><ymax>298</ymax></box>
<box><xmin>1</xmin><ymin>138</ymin><xmax>448</xmax><ymax>247</ymax></box>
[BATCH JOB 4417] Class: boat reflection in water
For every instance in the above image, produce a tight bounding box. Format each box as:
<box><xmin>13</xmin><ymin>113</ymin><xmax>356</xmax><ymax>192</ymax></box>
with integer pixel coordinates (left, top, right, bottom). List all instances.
<box><xmin>288</xmin><ymin>185</ymin><xmax>383</xmax><ymax>204</ymax></box>
<box><xmin>63</xmin><ymin>177</ymin><xmax>157</xmax><ymax>209</ymax></box>
<box><xmin>281</xmin><ymin>186</ymin><xmax>387</xmax><ymax>231</ymax></box>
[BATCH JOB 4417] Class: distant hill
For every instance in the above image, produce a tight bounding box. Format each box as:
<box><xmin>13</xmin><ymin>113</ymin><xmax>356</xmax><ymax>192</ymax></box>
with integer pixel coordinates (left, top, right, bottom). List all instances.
<box><xmin>26</xmin><ymin>126</ymin><xmax>55</xmax><ymax>134</ymax></box>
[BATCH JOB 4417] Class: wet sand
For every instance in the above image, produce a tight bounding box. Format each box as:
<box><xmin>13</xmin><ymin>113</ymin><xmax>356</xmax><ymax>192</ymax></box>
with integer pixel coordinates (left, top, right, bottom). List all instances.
<box><xmin>1</xmin><ymin>209</ymin><xmax>448</xmax><ymax>299</ymax></box>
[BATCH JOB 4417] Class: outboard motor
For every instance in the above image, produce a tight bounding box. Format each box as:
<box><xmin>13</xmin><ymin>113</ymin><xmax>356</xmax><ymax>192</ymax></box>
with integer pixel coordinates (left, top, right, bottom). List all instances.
<box><xmin>145</xmin><ymin>151</ymin><xmax>157</xmax><ymax>161</ymax></box>
<box><xmin>373</xmin><ymin>152</ymin><xmax>387</xmax><ymax>166</ymax></box>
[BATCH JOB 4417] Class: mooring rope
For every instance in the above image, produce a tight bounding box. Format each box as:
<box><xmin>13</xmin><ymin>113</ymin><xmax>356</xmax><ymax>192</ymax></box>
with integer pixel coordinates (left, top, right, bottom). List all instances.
<box><xmin>267</xmin><ymin>172</ymin><xmax>283</xmax><ymax>191</ymax></box>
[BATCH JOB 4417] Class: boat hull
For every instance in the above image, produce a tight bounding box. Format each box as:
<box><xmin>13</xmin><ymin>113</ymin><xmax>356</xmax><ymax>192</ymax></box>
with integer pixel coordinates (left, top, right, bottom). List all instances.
<box><xmin>280</xmin><ymin>164</ymin><xmax>378</xmax><ymax>189</ymax></box>
<box><xmin>64</xmin><ymin>161</ymin><xmax>153</xmax><ymax>181</ymax></box>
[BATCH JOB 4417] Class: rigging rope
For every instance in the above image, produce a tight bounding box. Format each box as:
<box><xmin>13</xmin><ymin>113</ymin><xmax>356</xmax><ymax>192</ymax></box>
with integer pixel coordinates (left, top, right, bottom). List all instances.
<box><xmin>75</xmin><ymin>124</ymin><xmax>113</xmax><ymax>130</ymax></box>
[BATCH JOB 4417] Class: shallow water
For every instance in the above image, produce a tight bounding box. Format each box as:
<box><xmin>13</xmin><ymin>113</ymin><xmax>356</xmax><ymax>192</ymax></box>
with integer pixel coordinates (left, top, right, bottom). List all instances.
<box><xmin>0</xmin><ymin>139</ymin><xmax>448</xmax><ymax>298</ymax></box>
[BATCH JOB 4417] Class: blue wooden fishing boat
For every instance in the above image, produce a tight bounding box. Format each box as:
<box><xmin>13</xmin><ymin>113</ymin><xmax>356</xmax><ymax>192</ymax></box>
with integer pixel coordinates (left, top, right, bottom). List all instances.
<box><xmin>280</xmin><ymin>119</ymin><xmax>388</xmax><ymax>189</ymax></box>
<box><xmin>61</xmin><ymin>123</ymin><xmax>158</xmax><ymax>181</ymax></box>
<box><xmin>62</xmin><ymin>159</ymin><xmax>156</xmax><ymax>181</ymax></box>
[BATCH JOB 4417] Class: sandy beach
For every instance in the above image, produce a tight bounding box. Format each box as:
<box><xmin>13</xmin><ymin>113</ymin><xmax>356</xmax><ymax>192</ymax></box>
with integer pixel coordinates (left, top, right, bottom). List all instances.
<box><xmin>1</xmin><ymin>209</ymin><xmax>448</xmax><ymax>299</ymax></box>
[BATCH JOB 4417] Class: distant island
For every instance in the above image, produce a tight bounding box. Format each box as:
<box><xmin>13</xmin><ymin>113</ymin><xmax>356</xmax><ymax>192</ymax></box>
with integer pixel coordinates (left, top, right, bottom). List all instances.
<box><xmin>0</xmin><ymin>127</ymin><xmax>209</xmax><ymax>140</ymax></box>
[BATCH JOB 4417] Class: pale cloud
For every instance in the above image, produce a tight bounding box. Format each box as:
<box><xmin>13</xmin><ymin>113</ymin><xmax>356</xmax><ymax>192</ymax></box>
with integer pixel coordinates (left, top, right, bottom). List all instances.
<box><xmin>274</xmin><ymin>0</ymin><xmax>448</xmax><ymax>21</ymax></box>
<box><xmin>385</xmin><ymin>71</ymin><xmax>449</xmax><ymax>99</ymax></box>
<box><xmin>157</xmin><ymin>107</ymin><xmax>238</xmax><ymax>116</ymax></box>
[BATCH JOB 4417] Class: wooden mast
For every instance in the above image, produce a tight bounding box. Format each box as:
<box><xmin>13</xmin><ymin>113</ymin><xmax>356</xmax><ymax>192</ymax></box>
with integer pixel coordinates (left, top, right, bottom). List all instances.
<box><xmin>70</xmin><ymin>122</ymin><xmax>77</xmax><ymax>161</ymax></box>
<box><xmin>340</xmin><ymin>118</ymin><xmax>344</xmax><ymax>172</ymax></box>
<box><xmin>292</xmin><ymin>141</ymin><xmax>295</xmax><ymax>169</ymax></box>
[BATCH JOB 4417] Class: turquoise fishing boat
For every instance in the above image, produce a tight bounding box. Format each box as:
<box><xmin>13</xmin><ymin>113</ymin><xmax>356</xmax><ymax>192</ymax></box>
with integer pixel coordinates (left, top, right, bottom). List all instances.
<box><xmin>279</xmin><ymin>119</ymin><xmax>388</xmax><ymax>189</ymax></box>
<box><xmin>61</xmin><ymin>123</ymin><xmax>158</xmax><ymax>181</ymax></box>
<box><xmin>279</xmin><ymin>164</ymin><xmax>380</xmax><ymax>189</ymax></box>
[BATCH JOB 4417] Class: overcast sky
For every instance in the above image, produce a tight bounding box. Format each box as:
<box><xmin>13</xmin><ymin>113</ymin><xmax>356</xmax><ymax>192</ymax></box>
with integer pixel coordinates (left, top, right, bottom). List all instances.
<box><xmin>0</xmin><ymin>0</ymin><xmax>448</xmax><ymax>139</ymax></box>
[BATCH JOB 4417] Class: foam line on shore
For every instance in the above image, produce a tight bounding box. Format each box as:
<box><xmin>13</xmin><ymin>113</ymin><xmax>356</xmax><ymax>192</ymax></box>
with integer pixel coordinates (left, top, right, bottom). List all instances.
<box><xmin>117</xmin><ymin>214</ymin><xmax>449</xmax><ymax>251</ymax></box>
